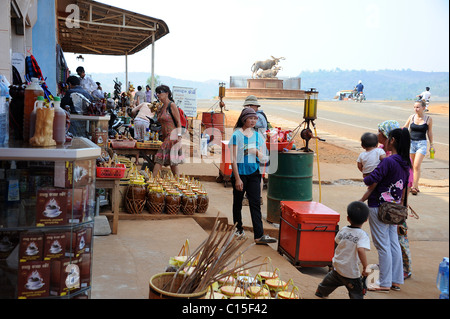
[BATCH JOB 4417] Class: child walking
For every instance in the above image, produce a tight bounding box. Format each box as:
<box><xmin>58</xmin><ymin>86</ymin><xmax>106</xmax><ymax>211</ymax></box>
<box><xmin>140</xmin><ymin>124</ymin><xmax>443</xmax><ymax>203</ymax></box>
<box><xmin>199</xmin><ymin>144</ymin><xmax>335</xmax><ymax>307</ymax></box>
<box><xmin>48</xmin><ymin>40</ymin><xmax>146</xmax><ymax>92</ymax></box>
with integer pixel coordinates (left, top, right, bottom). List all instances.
<box><xmin>229</xmin><ymin>107</ymin><xmax>276</xmax><ymax>245</ymax></box>
<box><xmin>315</xmin><ymin>201</ymin><xmax>370</xmax><ymax>299</ymax></box>
<box><xmin>357</xmin><ymin>132</ymin><xmax>386</xmax><ymax>177</ymax></box>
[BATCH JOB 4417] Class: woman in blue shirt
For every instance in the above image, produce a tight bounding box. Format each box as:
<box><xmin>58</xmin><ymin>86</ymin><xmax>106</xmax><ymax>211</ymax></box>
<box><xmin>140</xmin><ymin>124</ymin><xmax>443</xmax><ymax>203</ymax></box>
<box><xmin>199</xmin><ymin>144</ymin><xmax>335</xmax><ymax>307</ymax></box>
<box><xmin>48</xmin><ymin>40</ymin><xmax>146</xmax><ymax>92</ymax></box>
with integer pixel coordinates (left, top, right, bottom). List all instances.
<box><xmin>229</xmin><ymin>107</ymin><xmax>276</xmax><ymax>245</ymax></box>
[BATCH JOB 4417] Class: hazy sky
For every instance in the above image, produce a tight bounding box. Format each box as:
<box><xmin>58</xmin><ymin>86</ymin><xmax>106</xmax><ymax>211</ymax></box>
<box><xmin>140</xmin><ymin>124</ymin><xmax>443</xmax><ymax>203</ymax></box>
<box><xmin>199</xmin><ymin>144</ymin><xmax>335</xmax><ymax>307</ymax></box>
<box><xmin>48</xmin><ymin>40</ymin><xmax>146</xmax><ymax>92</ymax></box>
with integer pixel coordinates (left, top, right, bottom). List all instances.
<box><xmin>65</xmin><ymin>0</ymin><xmax>449</xmax><ymax>82</ymax></box>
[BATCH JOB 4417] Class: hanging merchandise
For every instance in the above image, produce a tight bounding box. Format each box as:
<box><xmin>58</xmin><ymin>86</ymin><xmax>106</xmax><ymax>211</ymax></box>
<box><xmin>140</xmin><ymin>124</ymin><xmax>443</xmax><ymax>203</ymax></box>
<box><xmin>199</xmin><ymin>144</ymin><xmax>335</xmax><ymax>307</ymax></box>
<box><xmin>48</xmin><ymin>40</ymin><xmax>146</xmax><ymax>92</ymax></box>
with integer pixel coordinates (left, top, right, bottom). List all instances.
<box><xmin>25</xmin><ymin>55</ymin><xmax>53</xmax><ymax>100</ymax></box>
<box><xmin>56</xmin><ymin>44</ymin><xmax>70</xmax><ymax>95</ymax></box>
<box><xmin>0</xmin><ymin>75</ymin><xmax>11</xmax><ymax>145</ymax></box>
<box><xmin>8</xmin><ymin>66</ymin><xmax>26</xmax><ymax>141</ymax></box>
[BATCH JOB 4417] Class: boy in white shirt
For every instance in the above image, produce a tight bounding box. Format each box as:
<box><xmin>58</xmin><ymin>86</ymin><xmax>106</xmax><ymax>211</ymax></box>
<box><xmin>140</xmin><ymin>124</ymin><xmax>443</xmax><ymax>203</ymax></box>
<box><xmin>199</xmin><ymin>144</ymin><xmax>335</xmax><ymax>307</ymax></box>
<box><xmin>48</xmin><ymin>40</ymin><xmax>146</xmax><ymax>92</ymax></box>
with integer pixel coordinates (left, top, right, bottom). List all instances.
<box><xmin>357</xmin><ymin>132</ymin><xmax>386</xmax><ymax>177</ymax></box>
<box><xmin>315</xmin><ymin>201</ymin><xmax>371</xmax><ymax>299</ymax></box>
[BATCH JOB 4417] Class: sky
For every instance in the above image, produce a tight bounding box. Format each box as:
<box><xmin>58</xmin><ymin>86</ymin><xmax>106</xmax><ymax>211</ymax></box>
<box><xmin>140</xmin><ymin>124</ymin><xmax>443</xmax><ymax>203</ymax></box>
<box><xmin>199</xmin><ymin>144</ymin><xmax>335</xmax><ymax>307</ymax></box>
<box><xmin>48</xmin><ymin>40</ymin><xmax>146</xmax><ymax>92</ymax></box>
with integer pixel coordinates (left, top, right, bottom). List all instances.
<box><xmin>64</xmin><ymin>0</ymin><xmax>450</xmax><ymax>82</ymax></box>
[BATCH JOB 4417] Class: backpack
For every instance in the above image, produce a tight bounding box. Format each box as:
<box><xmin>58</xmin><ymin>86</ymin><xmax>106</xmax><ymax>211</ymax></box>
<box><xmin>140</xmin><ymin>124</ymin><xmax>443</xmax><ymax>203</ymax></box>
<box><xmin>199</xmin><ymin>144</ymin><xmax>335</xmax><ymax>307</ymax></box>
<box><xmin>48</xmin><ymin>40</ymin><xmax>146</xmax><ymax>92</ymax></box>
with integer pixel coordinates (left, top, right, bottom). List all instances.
<box><xmin>258</xmin><ymin>110</ymin><xmax>272</xmax><ymax>129</ymax></box>
<box><xmin>168</xmin><ymin>101</ymin><xmax>188</xmax><ymax>132</ymax></box>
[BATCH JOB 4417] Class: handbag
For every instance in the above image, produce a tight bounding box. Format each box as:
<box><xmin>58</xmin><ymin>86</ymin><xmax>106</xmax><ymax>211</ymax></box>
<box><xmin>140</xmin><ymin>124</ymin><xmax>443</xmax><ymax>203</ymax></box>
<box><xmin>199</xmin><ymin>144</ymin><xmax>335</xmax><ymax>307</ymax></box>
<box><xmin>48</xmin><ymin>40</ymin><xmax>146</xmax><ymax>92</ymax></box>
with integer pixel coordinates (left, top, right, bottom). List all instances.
<box><xmin>378</xmin><ymin>201</ymin><xmax>408</xmax><ymax>225</ymax></box>
<box><xmin>378</xmin><ymin>181</ymin><xmax>409</xmax><ymax>225</ymax></box>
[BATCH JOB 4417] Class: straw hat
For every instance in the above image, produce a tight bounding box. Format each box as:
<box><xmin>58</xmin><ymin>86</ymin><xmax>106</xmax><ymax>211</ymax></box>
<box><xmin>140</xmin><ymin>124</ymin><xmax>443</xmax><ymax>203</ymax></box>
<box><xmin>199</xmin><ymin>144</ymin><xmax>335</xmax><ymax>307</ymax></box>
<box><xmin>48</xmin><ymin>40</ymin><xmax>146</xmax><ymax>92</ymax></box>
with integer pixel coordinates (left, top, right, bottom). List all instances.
<box><xmin>243</xmin><ymin>95</ymin><xmax>260</xmax><ymax>107</ymax></box>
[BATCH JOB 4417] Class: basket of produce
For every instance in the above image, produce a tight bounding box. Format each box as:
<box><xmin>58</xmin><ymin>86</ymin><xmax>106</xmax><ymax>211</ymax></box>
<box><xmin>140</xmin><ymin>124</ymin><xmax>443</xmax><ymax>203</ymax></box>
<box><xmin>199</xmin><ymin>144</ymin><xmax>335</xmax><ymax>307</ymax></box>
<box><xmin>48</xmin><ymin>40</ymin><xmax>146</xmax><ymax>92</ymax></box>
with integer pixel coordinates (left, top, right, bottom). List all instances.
<box><xmin>265</xmin><ymin>127</ymin><xmax>293</xmax><ymax>151</ymax></box>
<box><xmin>96</xmin><ymin>163</ymin><xmax>127</xmax><ymax>178</ymax></box>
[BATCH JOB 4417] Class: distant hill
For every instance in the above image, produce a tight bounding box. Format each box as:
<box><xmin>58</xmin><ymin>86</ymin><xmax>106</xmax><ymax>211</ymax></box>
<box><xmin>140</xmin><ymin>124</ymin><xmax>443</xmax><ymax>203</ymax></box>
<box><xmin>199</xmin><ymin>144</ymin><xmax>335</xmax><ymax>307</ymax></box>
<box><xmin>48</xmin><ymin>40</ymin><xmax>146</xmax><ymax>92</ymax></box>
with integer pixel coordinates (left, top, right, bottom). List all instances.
<box><xmin>298</xmin><ymin>69</ymin><xmax>449</xmax><ymax>100</ymax></box>
<box><xmin>91</xmin><ymin>72</ymin><xmax>222</xmax><ymax>99</ymax></box>
<box><xmin>91</xmin><ymin>69</ymin><xmax>449</xmax><ymax>101</ymax></box>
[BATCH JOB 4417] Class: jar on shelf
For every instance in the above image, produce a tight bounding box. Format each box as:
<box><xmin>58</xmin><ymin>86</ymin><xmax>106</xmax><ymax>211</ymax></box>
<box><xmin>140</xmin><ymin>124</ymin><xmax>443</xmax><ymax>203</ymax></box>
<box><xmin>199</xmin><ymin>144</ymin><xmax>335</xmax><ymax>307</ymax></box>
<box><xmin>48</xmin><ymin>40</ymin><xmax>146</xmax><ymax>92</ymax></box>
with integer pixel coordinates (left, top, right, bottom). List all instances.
<box><xmin>146</xmin><ymin>185</ymin><xmax>165</xmax><ymax>214</ymax></box>
<box><xmin>165</xmin><ymin>190</ymin><xmax>181</xmax><ymax>215</ymax></box>
<box><xmin>181</xmin><ymin>191</ymin><xmax>197</xmax><ymax>215</ymax></box>
<box><xmin>125</xmin><ymin>181</ymin><xmax>147</xmax><ymax>214</ymax></box>
<box><xmin>195</xmin><ymin>189</ymin><xmax>209</xmax><ymax>214</ymax></box>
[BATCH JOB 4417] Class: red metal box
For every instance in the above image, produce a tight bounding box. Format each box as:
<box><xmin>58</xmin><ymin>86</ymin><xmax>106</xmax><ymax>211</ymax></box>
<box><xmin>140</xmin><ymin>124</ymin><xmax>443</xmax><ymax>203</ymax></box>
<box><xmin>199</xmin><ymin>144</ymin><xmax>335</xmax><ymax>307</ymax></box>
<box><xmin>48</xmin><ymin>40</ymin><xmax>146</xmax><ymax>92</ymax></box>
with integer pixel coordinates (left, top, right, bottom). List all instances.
<box><xmin>278</xmin><ymin>201</ymin><xmax>340</xmax><ymax>267</ymax></box>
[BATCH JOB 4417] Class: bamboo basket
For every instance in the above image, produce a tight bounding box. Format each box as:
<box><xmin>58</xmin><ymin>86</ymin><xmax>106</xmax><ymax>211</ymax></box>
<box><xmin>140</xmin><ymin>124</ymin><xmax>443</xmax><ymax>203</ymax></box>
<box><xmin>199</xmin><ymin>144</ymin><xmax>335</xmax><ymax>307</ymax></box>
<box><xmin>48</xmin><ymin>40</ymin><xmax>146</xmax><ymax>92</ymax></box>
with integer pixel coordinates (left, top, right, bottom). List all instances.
<box><xmin>149</xmin><ymin>273</ymin><xmax>208</xmax><ymax>299</ymax></box>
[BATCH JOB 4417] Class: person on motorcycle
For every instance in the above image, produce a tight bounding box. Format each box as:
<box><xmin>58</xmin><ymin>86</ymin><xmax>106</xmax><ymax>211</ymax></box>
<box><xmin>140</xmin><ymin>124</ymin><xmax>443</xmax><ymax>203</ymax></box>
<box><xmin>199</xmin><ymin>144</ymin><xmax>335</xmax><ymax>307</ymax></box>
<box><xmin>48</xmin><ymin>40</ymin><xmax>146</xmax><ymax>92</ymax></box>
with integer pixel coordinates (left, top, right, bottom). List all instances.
<box><xmin>354</xmin><ymin>80</ymin><xmax>364</xmax><ymax>101</ymax></box>
<box><xmin>417</xmin><ymin>87</ymin><xmax>431</xmax><ymax>112</ymax></box>
<box><xmin>356</xmin><ymin>80</ymin><xmax>364</xmax><ymax>94</ymax></box>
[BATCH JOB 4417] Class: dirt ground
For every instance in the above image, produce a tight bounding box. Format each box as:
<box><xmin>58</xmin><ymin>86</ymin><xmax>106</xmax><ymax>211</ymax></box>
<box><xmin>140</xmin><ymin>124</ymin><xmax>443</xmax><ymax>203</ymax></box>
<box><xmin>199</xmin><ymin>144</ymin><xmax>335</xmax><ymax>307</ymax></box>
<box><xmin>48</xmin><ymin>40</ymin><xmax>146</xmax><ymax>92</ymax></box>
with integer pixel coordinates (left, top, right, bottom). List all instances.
<box><xmin>198</xmin><ymin>101</ymin><xmax>448</xmax><ymax>165</ymax></box>
<box><xmin>202</xmin><ymin>107</ymin><xmax>358</xmax><ymax>165</ymax></box>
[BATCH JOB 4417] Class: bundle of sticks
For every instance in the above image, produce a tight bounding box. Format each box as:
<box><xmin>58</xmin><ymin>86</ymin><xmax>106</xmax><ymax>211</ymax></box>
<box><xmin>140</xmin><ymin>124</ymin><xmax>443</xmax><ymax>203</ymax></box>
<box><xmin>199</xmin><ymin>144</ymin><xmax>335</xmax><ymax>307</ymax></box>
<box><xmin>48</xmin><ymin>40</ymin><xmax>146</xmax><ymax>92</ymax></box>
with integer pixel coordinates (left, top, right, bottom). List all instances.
<box><xmin>163</xmin><ymin>216</ymin><xmax>265</xmax><ymax>294</ymax></box>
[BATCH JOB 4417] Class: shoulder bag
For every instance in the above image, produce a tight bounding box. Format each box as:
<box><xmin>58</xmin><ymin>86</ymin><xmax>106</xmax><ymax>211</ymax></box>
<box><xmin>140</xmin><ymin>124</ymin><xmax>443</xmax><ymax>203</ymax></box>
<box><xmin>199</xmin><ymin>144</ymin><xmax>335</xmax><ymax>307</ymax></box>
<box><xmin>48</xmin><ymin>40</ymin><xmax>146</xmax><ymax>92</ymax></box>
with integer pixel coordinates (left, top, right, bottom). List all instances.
<box><xmin>378</xmin><ymin>175</ymin><xmax>410</xmax><ymax>225</ymax></box>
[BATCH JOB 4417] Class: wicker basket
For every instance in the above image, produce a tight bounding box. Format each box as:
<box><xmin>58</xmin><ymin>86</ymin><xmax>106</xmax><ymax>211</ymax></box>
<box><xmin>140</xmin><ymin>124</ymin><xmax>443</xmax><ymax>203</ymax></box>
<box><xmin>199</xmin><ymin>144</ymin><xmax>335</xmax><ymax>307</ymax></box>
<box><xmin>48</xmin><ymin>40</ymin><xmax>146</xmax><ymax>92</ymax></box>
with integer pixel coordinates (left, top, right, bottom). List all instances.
<box><xmin>125</xmin><ymin>184</ymin><xmax>146</xmax><ymax>214</ymax></box>
<box><xmin>149</xmin><ymin>272</ymin><xmax>208</xmax><ymax>299</ymax></box>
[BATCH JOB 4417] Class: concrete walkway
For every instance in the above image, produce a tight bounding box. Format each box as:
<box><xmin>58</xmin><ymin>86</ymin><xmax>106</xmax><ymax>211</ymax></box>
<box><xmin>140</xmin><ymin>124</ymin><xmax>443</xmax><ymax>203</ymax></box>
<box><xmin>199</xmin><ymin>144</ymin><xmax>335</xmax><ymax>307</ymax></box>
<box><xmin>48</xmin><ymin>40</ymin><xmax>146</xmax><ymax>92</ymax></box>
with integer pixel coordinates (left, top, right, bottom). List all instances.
<box><xmin>92</xmin><ymin>149</ymin><xmax>448</xmax><ymax>299</ymax></box>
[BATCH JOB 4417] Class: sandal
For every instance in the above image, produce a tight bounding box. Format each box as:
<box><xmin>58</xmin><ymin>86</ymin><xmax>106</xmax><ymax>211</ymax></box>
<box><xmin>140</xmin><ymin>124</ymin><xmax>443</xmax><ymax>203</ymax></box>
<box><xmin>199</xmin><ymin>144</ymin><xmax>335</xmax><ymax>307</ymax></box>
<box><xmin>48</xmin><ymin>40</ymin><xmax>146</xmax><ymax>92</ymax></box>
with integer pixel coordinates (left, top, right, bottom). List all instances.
<box><xmin>391</xmin><ymin>285</ymin><xmax>401</xmax><ymax>291</ymax></box>
<box><xmin>367</xmin><ymin>284</ymin><xmax>390</xmax><ymax>293</ymax></box>
<box><xmin>410</xmin><ymin>187</ymin><xmax>419</xmax><ymax>195</ymax></box>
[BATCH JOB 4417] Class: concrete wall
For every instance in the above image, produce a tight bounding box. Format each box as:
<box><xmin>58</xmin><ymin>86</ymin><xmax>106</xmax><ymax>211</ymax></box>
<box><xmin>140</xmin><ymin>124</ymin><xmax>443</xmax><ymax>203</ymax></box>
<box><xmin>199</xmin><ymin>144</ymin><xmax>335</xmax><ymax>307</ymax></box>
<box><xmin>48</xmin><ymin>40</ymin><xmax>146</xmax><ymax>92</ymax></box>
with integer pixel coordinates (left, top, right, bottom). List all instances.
<box><xmin>0</xmin><ymin>0</ymin><xmax>40</xmax><ymax>84</ymax></box>
<box><xmin>0</xmin><ymin>0</ymin><xmax>12</xmax><ymax>82</ymax></box>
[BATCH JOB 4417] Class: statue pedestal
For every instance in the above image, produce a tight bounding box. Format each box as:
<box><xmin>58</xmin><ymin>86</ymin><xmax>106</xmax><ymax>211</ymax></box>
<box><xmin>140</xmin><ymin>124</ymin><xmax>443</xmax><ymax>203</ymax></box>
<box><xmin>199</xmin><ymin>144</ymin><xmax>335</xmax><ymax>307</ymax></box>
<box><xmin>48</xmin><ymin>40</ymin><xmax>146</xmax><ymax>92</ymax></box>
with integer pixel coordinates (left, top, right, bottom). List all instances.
<box><xmin>247</xmin><ymin>78</ymin><xmax>283</xmax><ymax>89</ymax></box>
<box><xmin>226</xmin><ymin>78</ymin><xmax>304</xmax><ymax>100</ymax></box>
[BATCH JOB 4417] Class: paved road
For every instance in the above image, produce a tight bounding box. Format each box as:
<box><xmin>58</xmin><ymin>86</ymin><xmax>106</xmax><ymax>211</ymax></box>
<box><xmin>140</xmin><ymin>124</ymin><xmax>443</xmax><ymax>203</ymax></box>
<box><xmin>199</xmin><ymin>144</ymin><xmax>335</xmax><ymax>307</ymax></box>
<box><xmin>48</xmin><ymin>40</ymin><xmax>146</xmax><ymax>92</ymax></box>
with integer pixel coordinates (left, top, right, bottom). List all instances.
<box><xmin>201</xmin><ymin>99</ymin><xmax>449</xmax><ymax>164</ymax></box>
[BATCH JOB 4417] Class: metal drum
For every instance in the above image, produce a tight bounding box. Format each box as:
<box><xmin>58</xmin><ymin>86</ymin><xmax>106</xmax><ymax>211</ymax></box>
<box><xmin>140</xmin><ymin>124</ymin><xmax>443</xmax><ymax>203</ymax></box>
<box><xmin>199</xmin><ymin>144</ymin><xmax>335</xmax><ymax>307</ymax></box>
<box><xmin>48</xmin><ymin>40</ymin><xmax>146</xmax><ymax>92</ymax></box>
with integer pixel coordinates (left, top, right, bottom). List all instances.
<box><xmin>266</xmin><ymin>151</ymin><xmax>313</xmax><ymax>223</ymax></box>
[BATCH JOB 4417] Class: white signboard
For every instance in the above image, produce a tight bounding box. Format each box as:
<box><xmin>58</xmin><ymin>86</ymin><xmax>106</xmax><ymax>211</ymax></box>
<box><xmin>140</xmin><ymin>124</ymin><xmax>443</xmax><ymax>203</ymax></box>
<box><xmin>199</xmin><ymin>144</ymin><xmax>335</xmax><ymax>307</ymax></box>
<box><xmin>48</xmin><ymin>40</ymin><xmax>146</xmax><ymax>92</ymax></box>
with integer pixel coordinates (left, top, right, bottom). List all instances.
<box><xmin>12</xmin><ymin>52</ymin><xmax>26</xmax><ymax>75</ymax></box>
<box><xmin>172</xmin><ymin>86</ymin><xmax>197</xmax><ymax>118</ymax></box>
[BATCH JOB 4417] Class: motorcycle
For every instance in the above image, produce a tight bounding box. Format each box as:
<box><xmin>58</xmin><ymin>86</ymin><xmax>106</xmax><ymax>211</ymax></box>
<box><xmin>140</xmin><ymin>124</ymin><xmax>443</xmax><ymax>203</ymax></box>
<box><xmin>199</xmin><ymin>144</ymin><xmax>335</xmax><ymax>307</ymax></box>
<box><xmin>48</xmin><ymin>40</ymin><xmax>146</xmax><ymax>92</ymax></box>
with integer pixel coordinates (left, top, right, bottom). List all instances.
<box><xmin>106</xmin><ymin>98</ymin><xmax>124</xmax><ymax>137</ymax></box>
<box><xmin>417</xmin><ymin>95</ymin><xmax>430</xmax><ymax>110</ymax></box>
<box><xmin>355</xmin><ymin>92</ymin><xmax>365</xmax><ymax>102</ymax></box>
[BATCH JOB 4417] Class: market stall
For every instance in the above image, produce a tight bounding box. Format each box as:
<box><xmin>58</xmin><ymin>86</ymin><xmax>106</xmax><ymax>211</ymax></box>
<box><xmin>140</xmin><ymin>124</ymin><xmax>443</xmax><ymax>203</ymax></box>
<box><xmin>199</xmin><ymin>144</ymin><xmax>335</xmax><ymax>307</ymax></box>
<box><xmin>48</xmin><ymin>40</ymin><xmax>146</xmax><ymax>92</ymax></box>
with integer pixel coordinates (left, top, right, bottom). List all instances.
<box><xmin>0</xmin><ymin>0</ymin><xmax>171</xmax><ymax>299</ymax></box>
<box><xmin>0</xmin><ymin>137</ymin><xmax>101</xmax><ymax>299</ymax></box>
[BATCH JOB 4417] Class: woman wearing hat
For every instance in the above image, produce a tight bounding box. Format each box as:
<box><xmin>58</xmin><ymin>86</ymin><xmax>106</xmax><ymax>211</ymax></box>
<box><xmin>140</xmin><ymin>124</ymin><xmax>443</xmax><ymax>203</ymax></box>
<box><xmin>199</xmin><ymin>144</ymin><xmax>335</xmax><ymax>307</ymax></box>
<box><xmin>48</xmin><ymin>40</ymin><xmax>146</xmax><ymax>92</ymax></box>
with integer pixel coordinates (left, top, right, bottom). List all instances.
<box><xmin>229</xmin><ymin>107</ymin><xmax>276</xmax><ymax>245</ymax></box>
<box><xmin>243</xmin><ymin>95</ymin><xmax>269</xmax><ymax>132</ymax></box>
<box><xmin>243</xmin><ymin>95</ymin><xmax>270</xmax><ymax>205</ymax></box>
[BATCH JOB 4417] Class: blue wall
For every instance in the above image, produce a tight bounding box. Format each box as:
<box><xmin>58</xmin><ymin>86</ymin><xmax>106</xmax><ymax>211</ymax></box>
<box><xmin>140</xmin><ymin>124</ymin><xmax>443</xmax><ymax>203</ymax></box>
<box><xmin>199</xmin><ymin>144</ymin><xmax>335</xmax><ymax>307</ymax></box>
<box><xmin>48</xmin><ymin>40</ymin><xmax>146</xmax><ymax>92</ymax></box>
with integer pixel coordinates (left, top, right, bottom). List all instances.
<box><xmin>32</xmin><ymin>0</ymin><xmax>57</xmax><ymax>95</ymax></box>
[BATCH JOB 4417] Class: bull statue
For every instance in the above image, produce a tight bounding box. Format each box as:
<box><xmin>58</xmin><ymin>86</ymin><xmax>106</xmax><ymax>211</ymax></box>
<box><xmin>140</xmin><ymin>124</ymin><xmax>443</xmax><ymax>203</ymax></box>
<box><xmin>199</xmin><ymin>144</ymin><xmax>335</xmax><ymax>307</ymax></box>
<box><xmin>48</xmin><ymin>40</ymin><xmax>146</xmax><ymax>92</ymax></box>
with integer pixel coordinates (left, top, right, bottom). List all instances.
<box><xmin>256</xmin><ymin>66</ymin><xmax>282</xmax><ymax>79</ymax></box>
<box><xmin>251</xmin><ymin>56</ymin><xmax>285</xmax><ymax>78</ymax></box>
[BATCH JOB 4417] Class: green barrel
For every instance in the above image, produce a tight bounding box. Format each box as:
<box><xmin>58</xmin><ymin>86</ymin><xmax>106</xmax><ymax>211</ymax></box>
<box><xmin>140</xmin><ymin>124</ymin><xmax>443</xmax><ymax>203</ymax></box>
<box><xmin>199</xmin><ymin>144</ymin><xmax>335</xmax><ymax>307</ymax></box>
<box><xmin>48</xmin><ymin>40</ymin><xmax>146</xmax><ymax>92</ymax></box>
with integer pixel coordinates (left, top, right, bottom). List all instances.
<box><xmin>267</xmin><ymin>151</ymin><xmax>313</xmax><ymax>223</ymax></box>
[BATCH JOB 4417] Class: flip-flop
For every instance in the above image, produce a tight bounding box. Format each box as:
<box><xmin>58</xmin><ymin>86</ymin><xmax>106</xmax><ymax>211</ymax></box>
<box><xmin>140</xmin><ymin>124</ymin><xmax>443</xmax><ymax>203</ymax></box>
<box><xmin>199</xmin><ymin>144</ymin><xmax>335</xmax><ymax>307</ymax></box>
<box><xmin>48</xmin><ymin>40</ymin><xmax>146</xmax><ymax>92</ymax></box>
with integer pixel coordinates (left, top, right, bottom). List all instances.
<box><xmin>367</xmin><ymin>284</ymin><xmax>390</xmax><ymax>293</ymax></box>
<box><xmin>368</xmin><ymin>287</ymin><xmax>390</xmax><ymax>293</ymax></box>
<box><xmin>410</xmin><ymin>187</ymin><xmax>418</xmax><ymax>195</ymax></box>
<box><xmin>391</xmin><ymin>285</ymin><xmax>401</xmax><ymax>291</ymax></box>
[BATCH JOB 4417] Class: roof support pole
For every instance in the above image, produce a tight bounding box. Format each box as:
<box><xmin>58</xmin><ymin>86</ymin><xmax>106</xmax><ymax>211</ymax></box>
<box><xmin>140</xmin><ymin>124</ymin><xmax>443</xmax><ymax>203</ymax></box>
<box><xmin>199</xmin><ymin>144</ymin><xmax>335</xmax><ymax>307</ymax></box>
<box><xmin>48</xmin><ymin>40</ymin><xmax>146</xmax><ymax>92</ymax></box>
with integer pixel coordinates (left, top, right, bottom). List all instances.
<box><xmin>151</xmin><ymin>32</ymin><xmax>155</xmax><ymax>102</ymax></box>
<box><xmin>125</xmin><ymin>51</ymin><xmax>128</xmax><ymax>92</ymax></box>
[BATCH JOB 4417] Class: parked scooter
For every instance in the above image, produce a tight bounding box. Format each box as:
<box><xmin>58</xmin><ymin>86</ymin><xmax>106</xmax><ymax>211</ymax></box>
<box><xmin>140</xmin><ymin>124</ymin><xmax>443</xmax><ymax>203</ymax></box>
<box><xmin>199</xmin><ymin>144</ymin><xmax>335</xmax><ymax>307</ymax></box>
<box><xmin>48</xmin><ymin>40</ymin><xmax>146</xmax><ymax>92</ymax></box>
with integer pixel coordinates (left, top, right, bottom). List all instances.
<box><xmin>106</xmin><ymin>98</ymin><xmax>124</xmax><ymax>137</ymax></box>
<box><xmin>146</xmin><ymin>116</ymin><xmax>162</xmax><ymax>139</ymax></box>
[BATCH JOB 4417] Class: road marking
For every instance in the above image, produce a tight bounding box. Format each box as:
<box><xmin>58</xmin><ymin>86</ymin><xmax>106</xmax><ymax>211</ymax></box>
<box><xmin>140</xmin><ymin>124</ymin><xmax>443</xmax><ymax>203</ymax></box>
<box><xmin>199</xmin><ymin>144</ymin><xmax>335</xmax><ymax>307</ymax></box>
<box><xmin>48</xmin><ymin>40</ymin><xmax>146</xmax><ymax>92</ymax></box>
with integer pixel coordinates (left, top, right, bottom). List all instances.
<box><xmin>318</xmin><ymin>117</ymin><xmax>378</xmax><ymax>131</ymax></box>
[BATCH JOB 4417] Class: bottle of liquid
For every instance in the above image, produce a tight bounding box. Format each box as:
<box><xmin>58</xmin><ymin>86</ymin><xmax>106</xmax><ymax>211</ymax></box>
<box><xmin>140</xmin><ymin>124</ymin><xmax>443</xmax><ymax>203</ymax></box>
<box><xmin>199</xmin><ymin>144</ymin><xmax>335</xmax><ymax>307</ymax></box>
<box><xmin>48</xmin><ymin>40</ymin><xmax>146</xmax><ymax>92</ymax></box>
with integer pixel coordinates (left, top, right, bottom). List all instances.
<box><xmin>29</xmin><ymin>96</ymin><xmax>45</xmax><ymax>140</ymax></box>
<box><xmin>437</xmin><ymin>257</ymin><xmax>449</xmax><ymax>299</ymax></box>
<box><xmin>23</xmin><ymin>78</ymin><xmax>44</xmax><ymax>142</ymax></box>
<box><xmin>430</xmin><ymin>147</ymin><xmax>435</xmax><ymax>159</ymax></box>
<box><xmin>144</xmin><ymin>128</ymin><xmax>150</xmax><ymax>141</ymax></box>
<box><xmin>51</xmin><ymin>97</ymin><xmax>67</xmax><ymax>145</ymax></box>
<box><xmin>0</xmin><ymin>76</ymin><xmax>10</xmax><ymax>145</ymax></box>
